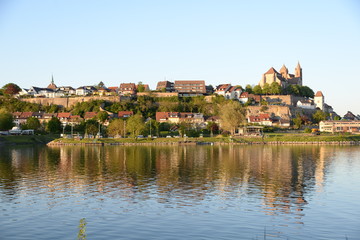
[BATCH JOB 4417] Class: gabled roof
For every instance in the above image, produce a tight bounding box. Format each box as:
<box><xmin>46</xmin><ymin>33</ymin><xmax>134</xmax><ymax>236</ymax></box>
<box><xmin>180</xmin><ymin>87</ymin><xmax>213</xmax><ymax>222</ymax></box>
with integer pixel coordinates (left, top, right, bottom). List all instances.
<box><xmin>84</xmin><ymin>112</ymin><xmax>97</xmax><ymax>119</ymax></box>
<box><xmin>57</xmin><ymin>112</ymin><xmax>71</xmax><ymax>118</ymax></box>
<box><xmin>315</xmin><ymin>91</ymin><xmax>324</xmax><ymax>97</ymax></box>
<box><xmin>20</xmin><ymin>112</ymin><xmax>34</xmax><ymax>118</ymax></box>
<box><xmin>118</xmin><ymin>111</ymin><xmax>134</xmax><ymax>118</ymax></box>
<box><xmin>264</xmin><ymin>67</ymin><xmax>279</xmax><ymax>75</ymax></box>
<box><xmin>216</xmin><ymin>84</ymin><xmax>231</xmax><ymax>91</ymax></box>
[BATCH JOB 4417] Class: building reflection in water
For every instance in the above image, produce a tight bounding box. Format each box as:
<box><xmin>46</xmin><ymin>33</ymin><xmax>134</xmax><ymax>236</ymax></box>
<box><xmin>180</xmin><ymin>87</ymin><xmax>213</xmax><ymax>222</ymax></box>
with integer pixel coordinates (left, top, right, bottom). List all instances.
<box><xmin>0</xmin><ymin>145</ymin><xmax>342</xmax><ymax>219</ymax></box>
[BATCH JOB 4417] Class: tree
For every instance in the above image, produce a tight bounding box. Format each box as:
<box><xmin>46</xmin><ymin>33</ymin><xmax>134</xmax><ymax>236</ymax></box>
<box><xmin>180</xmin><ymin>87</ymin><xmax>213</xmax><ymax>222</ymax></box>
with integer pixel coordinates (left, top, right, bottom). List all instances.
<box><xmin>245</xmin><ymin>84</ymin><xmax>253</xmax><ymax>94</ymax></box>
<box><xmin>97</xmin><ymin>111</ymin><xmax>109</xmax><ymax>123</ymax></box>
<box><xmin>262</xmin><ymin>83</ymin><xmax>271</xmax><ymax>95</ymax></box>
<box><xmin>270</xmin><ymin>82</ymin><xmax>282</xmax><ymax>95</ymax></box>
<box><xmin>85</xmin><ymin>120</ymin><xmax>99</xmax><ymax>137</ymax></box>
<box><xmin>312</xmin><ymin>110</ymin><xmax>327</xmax><ymax>123</ymax></box>
<box><xmin>253</xmin><ymin>85</ymin><xmax>262</xmax><ymax>95</ymax></box>
<box><xmin>107</xmin><ymin>118</ymin><xmax>126</xmax><ymax>137</ymax></box>
<box><xmin>0</xmin><ymin>109</ymin><xmax>14</xmax><ymax>130</ymax></box>
<box><xmin>219</xmin><ymin>101</ymin><xmax>246</xmax><ymax>135</ymax></box>
<box><xmin>2</xmin><ymin>83</ymin><xmax>21</xmax><ymax>95</ymax></box>
<box><xmin>25</xmin><ymin>117</ymin><xmax>41</xmax><ymax>130</ymax></box>
<box><xmin>126</xmin><ymin>113</ymin><xmax>145</xmax><ymax>137</ymax></box>
<box><xmin>137</xmin><ymin>82</ymin><xmax>145</xmax><ymax>92</ymax></box>
<box><xmin>293</xmin><ymin>114</ymin><xmax>303</xmax><ymax>129</ymax></box>
<box><xmin>46</xmin><ymin>117</ymin><xmax>62</xmax><ymax>133</ymax></box>
<box><xmin>300</xmin><ymin>86</ymin><xmax>315</xmax><ymax>98</ymax></box>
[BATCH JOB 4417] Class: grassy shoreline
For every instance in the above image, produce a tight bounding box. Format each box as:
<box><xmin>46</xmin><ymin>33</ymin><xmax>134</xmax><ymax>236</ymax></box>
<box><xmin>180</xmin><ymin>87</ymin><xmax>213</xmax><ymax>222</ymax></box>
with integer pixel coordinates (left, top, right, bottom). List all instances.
<box><xmin>1</xmin><ymin>133</ymin><xmax>360</xmax><ymax>146</ymax></box>
<box><xmin>48</xmin><ymin>133</ymin><xmax>360</xmax><ymax>146</ymax></box>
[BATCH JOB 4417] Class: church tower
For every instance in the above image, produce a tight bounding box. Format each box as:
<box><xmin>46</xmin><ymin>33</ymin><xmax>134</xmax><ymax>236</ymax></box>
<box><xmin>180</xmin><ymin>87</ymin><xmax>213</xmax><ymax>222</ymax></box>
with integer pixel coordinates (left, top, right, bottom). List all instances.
<box><xmin>295</xmin><ymin>62</ymin><xmax>302</xmax><ymax>85</ymax></box>
<box><xmin>279</xmin><ymin>64</ymin><xmax>289</xmax><ymax>79</ymax></box>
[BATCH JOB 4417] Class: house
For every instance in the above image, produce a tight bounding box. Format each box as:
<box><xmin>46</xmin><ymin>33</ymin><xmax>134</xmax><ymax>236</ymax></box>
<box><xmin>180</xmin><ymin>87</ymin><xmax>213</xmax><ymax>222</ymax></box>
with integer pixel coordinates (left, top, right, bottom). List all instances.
<box><xmin>76</xmin><ymin>86</ymin><xmax>97</xmax><ymax>96</ymax></box>
<box><xmin>215</xmin><ymin>84</ymin><xmax>231</xmax><ymax>96</ymax></box>
<box><xmin>225</xmin><ymin>86</ymin><xmax>242</xmax><ymax>100</ymax></box>
<box><xmin>57</xmin><ymin>86</ymin><xmax>76</xmax><ymax>95</ymax></box>
<box><xmin>319</xmin><ymin>120</ymin><xmax>360</xmax><ymax>133</ymax></box>
<box><xmin>174</xmin><ymin>80</ymin><xmax>206</xmax><ymax>96</ymax></box>
<box><xmin>156</xmin><ymin>112</ymin><xmax>205</xmax><ymax>125</ymax></box>
<box><xmin>108</xmin><ymin>87</ymin><xmax>119</xmax><ymax>94</ymax></box>
<box><xmin>84</xmin><ymin>112</ymin><xmax>97</xmax><ymax>120</ymax></box>
<box><xmin>297</xmin><ymin>100</ymin><xmax>316</xmax><ymax>109</ymax></box>
<box><xmin>118</xmin><ymin>111</ymin><xmax>134</xmax><ymax>118</ymax></box>
<box><xmin>57</xmin><ymin>112</ymin><xmax>72</xmax><ymax>124</ymax></box>
<box><xmin>239</xmin><ymin>92</ymin><xmax>250</xmax><ymax>104</ymax></box>
<box><xmin>343</xmin><ymin>111</ymin><xmax>359</xmax><ymax>120</ymax></box>
<box><xmin>248</xmin><ymin>114</ymin><xmax>273</xmax><ymax>126</ymax></box>
<box><xmin>119</xmin><ymin>83</ymin><xmax>136</xmax><ymax>95</ymax></box>
<box><xmin>156</xmin><ymin>81</ymin><xmax>175</xmax><ymax>92</ymax></box>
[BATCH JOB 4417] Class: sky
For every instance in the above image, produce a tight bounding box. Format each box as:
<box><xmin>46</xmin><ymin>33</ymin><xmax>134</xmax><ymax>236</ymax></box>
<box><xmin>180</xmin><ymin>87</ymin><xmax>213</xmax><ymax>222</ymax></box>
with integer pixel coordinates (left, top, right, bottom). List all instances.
<box><xmin>0</xmin><ymin>0</ymin><xmax>359</xmax><ymax>115</ymax></box>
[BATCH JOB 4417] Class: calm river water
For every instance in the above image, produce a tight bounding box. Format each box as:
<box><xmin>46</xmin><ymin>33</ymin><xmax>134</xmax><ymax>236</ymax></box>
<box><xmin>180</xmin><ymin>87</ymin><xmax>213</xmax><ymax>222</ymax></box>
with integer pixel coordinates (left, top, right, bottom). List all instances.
<box><xmin>0</xmin><ymin>145</ymin><xmax>359</xmax><ymax>239</ymax></box>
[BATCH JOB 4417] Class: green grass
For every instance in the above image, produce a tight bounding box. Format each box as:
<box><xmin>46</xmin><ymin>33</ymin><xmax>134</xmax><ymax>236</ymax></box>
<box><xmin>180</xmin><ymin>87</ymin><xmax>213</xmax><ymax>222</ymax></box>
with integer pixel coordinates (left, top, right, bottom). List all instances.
<box><xmin>51</xmin><ymin>133</ymin><xmax>360</xmax><ymax>145</ymax></box>
<box><xmin>0</xmin><ymin>134</ymin><xmax>59</xmax><ymax>145</ymax></box>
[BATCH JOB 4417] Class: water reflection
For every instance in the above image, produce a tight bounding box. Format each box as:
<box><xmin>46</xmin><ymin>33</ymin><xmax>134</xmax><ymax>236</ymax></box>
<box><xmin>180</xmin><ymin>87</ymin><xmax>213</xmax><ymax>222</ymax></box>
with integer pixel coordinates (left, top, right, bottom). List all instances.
<box><xmin>0</xmin><ymin>145</ymin><xmax>349</xmax><ymax>216</ymax></box>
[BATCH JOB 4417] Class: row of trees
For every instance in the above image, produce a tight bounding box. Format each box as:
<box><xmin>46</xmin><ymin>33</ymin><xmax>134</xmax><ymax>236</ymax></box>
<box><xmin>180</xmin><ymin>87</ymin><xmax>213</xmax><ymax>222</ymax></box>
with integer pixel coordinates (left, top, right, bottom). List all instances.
<box><xmin>246</xmin><ymin>82</ymin><xmax>315</xmax><ymax>98</ymax></box>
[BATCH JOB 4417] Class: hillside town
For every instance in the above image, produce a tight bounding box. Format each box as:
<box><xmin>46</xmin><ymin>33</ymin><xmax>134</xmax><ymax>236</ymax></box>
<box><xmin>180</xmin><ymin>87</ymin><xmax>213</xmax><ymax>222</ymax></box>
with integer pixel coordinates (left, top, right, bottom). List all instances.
<box><xmin>1</xmin><ymin>63</ymin><xmax>360</xmax><ymax>137</ymax></box>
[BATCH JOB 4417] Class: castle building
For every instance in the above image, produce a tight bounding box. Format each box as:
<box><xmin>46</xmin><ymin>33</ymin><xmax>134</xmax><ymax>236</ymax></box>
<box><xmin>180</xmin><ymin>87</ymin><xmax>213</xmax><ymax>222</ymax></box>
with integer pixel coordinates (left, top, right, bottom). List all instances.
<box><xmin>259</xmin><ymin>62</ymin><xmax>302</xmax><ymax>88</ymax></box>
<box><xmin>314</xmin><ymin>91</ymin><xmax>324</xmax><ymax>110</ymax></box>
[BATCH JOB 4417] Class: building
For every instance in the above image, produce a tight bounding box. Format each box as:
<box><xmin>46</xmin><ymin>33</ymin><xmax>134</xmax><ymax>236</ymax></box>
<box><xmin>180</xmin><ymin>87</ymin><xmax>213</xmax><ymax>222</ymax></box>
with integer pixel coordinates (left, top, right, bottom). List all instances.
<box><xmin>174</xmin><ymin>80</ymin><xmax>206</xmax><ymax>96</ymax></box>
<box><xmin>297</xmin><ymin>100</ymin><xmax>316</xmax><ymax>109</ymax></box>
<box><xmin>156</xmin><ymin>112</ymin><xmax>204</xmax><ymax>124</ymax></box>
<box><xmin>118</xmin><ymin>111</ymin><xmax>134</xmax><ymax>118</ymax></box>
<box><xmin>215</xmin><ymin>84</ymin><xmax>231</xmax><ymax>96</ymax></box>
<box><xmin>343</xmin><ymin>111</ymin><xmax>359</xmax><ymax>120</ymax></box>
<box><xmin>248</xmin><ymin>114</ymin><xmax>273</xmax><ymax>126</ymax></box>
<box><xmin>319</xmin><ymin>120</ymin><xmax>360</xmax><ymax>133</ymax></box>
<box><xmin>314</xmin><ymin>91</ymin><xmax>324</xmax><ymax>110</ymax></box>
<box><xmin>119</xmin><ymin>83</ymin><xmax>136</xmax><ymax>95</ymax></box>
<box><xmin>225</xmin><ymin>86</ymin><xmax>242</xmax><ymax>100</ymax></box>
<box><xmin>156</xmin><ymin>81</ymin><xmax>175</xmax><ymax>92</ymax></box>
<box><xmin>259</xmin><ymin>62</ymin><xmax>302</xmax><ymax>88</ymax></box>
<box><xmin>76</xmin><ymin>86</ymin><xmax>97</xmax><ymax>96</ymax></box>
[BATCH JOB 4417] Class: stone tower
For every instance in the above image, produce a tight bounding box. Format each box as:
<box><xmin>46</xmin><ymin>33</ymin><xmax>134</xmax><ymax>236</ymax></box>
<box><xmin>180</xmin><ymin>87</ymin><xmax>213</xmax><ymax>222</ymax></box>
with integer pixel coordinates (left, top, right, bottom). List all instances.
<box><xmin>314</xmin><ymin>91</ymin><xmax>324</xmax><ymax>110</ymax></box>
<box><xmin>279</xmin><ymin>64</ymin><xmax>289</xmax><ymax>79</ymax></box>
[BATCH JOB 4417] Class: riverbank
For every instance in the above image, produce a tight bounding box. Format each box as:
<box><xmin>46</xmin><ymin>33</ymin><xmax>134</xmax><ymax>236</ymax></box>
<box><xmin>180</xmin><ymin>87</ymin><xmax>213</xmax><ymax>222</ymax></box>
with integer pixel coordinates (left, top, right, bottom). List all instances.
<box><xmin>47</xmin><ymin>133</ymin><xmax>360</xmax><ymax>146</ymax></box>
<box><xmin>0</xmin><ymin>135</ymin><xmax>59</xmax><ymax>145</ymax></box>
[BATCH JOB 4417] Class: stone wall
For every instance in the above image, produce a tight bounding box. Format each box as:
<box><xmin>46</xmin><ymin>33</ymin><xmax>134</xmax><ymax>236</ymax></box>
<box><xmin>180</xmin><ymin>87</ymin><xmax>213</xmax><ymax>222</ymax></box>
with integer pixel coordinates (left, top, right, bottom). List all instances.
<box><xmin>262</xmin><ymin>95</ymin><xmax>305</xmax><ymax>106</ymax></box>
<box><xmin>21</xmin><ymin>96</ymin><xmax>121</xmax><ymax>108</ymax></box>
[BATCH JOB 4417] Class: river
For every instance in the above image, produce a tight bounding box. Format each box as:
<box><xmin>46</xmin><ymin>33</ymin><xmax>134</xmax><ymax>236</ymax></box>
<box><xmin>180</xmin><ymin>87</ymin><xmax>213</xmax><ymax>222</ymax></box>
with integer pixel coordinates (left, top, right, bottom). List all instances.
<box><xmin>0</xmin><ymin>145</ymin><xmax>359</xmax><ymax>239</ymax></box>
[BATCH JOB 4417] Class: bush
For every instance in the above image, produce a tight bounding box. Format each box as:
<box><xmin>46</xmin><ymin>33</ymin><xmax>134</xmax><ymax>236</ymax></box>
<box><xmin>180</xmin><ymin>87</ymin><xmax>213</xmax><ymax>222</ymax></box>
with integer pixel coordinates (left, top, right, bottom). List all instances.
<box><xmin>304</xmin><ymin>127</ymin><xmax>312</xmax><ymax>133</ymax></box>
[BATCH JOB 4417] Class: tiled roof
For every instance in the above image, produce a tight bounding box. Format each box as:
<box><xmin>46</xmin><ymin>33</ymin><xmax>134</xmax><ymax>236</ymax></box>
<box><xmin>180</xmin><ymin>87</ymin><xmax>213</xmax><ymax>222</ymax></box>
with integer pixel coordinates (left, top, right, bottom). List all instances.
<box><xmin>264</xmin><ymin>67</ymin><xmax>279</xmax><ymax>75</ymax></box>
<box><xmin>118</xmin><ymin>111</ymin><xmax>134</xmax><ymax>118</ymax></box>
<box><xmin>315</xmin><ymin>91</ymin><xmax>324</xmax><ymax>97</ymax></box>
<box><xmin>84</xmin><ymin>112</ymin><xmax>97</xmax><ymax>119</ymax></box>
<box><xmin>57</xmin><ymin>112</ymin><xmax>71</xmax><ymax>118</ymax></box>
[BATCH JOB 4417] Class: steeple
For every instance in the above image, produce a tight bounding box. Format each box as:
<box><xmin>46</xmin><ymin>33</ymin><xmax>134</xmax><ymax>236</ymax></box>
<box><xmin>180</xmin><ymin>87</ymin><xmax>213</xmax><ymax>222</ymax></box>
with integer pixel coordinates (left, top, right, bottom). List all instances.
<box><xmin>279</xmin><ymin>64</ymin><xmax>288</xmax><ymax>79</ymax></box>
<box><xmin>47</xmin><ymin>75</ymin><xmax>57</xmax><ymax>89</ymax></box>
<box><xmin>295</xmin><ymin>61</ymin><xmax>302</xmax><ymax>78</ymax></box>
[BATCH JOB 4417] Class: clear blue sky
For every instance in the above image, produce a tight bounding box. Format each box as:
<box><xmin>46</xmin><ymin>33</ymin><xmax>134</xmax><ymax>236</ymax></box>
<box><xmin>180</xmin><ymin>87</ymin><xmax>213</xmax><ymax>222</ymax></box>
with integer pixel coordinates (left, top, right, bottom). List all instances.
<box><xmin>0</xmin><ymin>0</ymin><xmax>359</xmax><ymax>115</ymax></box>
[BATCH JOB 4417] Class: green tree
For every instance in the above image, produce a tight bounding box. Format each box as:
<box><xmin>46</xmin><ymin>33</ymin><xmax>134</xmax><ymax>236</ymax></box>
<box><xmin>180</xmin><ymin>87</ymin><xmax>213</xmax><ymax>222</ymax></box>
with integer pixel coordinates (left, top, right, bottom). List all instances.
<box><xmin>300</xmin><ymin>86</ymin><xmax>315</xmax><ymax>98</ymax></box>
<box><xmin>46</xmin><ymin>117</ymin><xmax>62</xmax><ymax>133</ymax></box>
<box><xmin>293</xmin><ymin>114</ymin><xmax>303</xmax><ymax>129</ymax></box>
<box><xmin>97</xmin><ymin>111</ymin><xmax>109</xmax><ymax>123</ymax></box>
<box><xmin>262</xmin><ymin>83</ymin><xmax>271</xmax><ymax>95</ymax></box>
<box><xmin>245</xmin><ymin>84</ymin><xmax>253</xmax><ymax>94</ymax></box>
<box><xmin>270</xmin><ymin>82</ymin><xmax>282</xmax><ymax>95</ymax></box>
<box><xmin>2</xmin><ymin>83</ymin><xmax>21</xmax><ymax>95</ymax></box>
<box><xmin>107</xmin><ymin>118</ymin><xmax>126</xmax><ymax>137</ymax></box>
<box><xmin>0</xmin><ymin>109</ymin><xmax>14</xmax><ymax>130</ymax></box>
<box><xmin>25</xmin><ymin>117</ymin><xmax>41</xmax><ymax>130</ymax></box>
<box><xmin>252</xmin><ymin>85</ymin><xmax>262</xmax><ymax>95</ymax></box>
<box><xmin>126</xmin><ymin>113</ymin><xmax>145</xmax><ymax>137</ymax></box>
<box><xmin>137</xmin><ymin>82</ymin><xmax>145</xmax><ymax>92</ymax></box>
<box><xmin>312</xmin><ymin>110</ymin><xmax>327</xmax><ymax>123</ymax></box>
<box><xmin>85</xmin><ymin>119</ymin><xmax>99</xmax><ymax>137</ymax></box>
<box><xmin>219</xmin><ymin>101</ymin><xmax>246</xmax><ymax>135</ymax></box>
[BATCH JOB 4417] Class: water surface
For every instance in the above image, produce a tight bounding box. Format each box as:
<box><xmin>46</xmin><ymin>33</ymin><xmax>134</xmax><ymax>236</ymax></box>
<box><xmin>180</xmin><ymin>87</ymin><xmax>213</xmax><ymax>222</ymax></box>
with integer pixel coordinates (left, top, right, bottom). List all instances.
<box><xmin>0</xmin><ymin>145</ymin><xmax>359</xmax><ymax>239</ymax></box>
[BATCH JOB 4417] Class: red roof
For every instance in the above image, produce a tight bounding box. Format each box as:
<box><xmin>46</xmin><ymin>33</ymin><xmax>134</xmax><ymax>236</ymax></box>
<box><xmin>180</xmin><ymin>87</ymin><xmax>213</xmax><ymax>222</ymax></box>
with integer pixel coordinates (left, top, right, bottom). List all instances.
<box><xmin>20</xmin><ymin>112</ymin><xmax>34</xmax><ymax>118</ymax></box>
<box><xmin>264</xmin><ymin>67</ymin><xmax>279</xmax><ymax>75</ymax></box>
<box><xmin>57</xmin><ymin>112</ymin><xmax>71</xmax><ymax>118</ymax></box>
<box><xmin>84</xmin><ymin>112</ymin><xmax>97</xmax><ymax>119</ymax></box>
<box><xmin>118</xmin><ymin>111</ymin><xmax>133</xmax><ymax>118</ymax></box>
<box><xmin>315</xmin><ymin>91</ymin><xmax>324</xmax><ymax>97</ymax></box>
